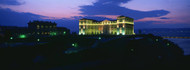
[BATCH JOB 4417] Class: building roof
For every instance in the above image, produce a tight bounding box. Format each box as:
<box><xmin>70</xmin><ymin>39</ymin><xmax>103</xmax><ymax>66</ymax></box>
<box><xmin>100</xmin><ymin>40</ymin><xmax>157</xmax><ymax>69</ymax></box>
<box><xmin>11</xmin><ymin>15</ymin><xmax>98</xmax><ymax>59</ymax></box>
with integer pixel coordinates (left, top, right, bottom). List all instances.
<box><xmin>118</xmin><ymin>15</ymin><xmax>133</xmax><ymax>19</ymax></box>
<box><xmin>80</xmin><ymin>15</ymin><xmax>133</xmax><ymax>22</ymax></box>
<box><xmin>28</xmin><ymin>21</ymin><xmax>57</xmax><ymax>25</ymax></box>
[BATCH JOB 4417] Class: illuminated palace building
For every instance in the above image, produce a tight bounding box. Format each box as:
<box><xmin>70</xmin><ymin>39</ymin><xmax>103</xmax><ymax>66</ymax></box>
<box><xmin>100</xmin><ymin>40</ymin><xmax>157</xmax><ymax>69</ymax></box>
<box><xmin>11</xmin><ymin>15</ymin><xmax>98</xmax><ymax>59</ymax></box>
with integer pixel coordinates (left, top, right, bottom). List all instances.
<box><xmin>79</xmin><ymin>16</ymin><xmax>135</xmax><ymax>35</ymax></box>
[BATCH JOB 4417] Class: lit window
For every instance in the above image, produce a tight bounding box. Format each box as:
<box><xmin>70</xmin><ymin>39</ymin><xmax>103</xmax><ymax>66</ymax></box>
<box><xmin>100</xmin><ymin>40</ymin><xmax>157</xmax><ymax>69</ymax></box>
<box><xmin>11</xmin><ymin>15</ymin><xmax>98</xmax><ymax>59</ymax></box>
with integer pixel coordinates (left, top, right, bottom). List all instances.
<box><xmin>81</xmin><ymin>21</ymin><xmax>83</xmax><ymax>24</ymax></box>
<box><xmin>120</xmin><ymin>28</ymin><xmax>122</xmax><ymax>33</ymax></box>
<box><xmin>37</xmin><ymin>25</ymin><xmax>40</xmax><ymax>29</ymax></box>
<box><xmin>53</xmin><ymin>25</ymin><xmax>56</xmax><ymax>28</ymax></box>
<box><xmin>41</xmin><ymin>25</ymin><xmax>44</xmax><ymax>28</ymax></box>
<box><xmin>119</xmin><ymin>19</ymin><xmax>122</xmax><ymax>22</ymax></box>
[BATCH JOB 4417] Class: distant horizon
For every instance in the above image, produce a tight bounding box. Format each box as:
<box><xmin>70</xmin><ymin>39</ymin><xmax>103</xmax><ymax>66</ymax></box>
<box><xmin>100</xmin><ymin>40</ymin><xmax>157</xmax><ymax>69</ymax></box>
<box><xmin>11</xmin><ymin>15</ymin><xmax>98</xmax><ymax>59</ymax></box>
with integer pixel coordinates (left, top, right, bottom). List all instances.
<box><xmin>1</xmin><ymin>24</ymin><xmax>190</xmax><ymax>33</ymax></box>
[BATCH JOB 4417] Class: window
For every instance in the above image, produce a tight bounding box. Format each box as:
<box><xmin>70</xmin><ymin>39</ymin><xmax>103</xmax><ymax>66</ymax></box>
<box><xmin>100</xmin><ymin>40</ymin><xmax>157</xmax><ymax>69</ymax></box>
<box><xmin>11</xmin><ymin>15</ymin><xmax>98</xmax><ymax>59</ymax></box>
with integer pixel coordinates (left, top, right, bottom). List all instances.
<box><xmin>37</xmin><ymin>25</ymin><xmax>40</xmax><ymax>29</ymax></box>
<box><xmin>119</xmin><ymin>19</ymin><xmax>122</xmax><ymax>22</ymax></box>
<box><xmin>119</xmin><ymin>25</ymin><xmax>122</xmax><ymax>27</ymax></box>
<box><xmin>45</xmin><ymin>26</ymin><xmax>48</xmax><ymax>28</ymax></box>
<box><xmin>125</xmin><ymin>18</ymin><xmax>128</xmax><ymax>21</ymax></box>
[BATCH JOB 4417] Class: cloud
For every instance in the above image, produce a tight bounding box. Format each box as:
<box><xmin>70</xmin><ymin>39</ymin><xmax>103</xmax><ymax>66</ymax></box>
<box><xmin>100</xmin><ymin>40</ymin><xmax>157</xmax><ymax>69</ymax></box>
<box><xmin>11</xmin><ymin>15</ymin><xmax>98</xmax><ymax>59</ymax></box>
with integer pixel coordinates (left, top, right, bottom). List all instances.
<box><xmin>0</xmin><ymin>0</ymin><xmax>189</xmax><ymax>32</ymax></box>
<box><xmin>0</xmin><ymin>8</ymin><xmax>46</xmax><ymax>26</ymax></box>
<box><xmin>0</xmin><ymin>0</ymin><xmax>23</xmax><ymax>5</ymax></box>
<box><xmin>0</xmin><ymin>7</ymin><xmax>118</xmax><ymax>32</ymax></box>
<box><xmin>80</xmin><ymin>0</ymin><xmax>169</xmax><ymax>20</ymax></box>
<box><xmin>0</xmin><ymin>0</ymin><xmax>97</xmax><ymax>18</ymax></box>
<box><xmin>97</xmin><ymin>0</ymin><xmax>129</xmax><ymax>4</ymax></box>
<box><xmin>0</xmin><ymin>8</ymin><xmax>78</xmax><ymax>32</ymax></box>
<box><xmin>121</xmin><ymin>0</ymin><xmax>190</xmax><ymax>24</ymax></box>
<box><xmin>135</xmin><ymin>21</ymin><xmax>190</xmax><ymax>29</ymax></box>
<box><xmin>160</xmin><ymin>17</ymin><xmax>170</xmax><ymax>19</ymax></box>
<box><xmin>0</xmin><ymin>0</ymin><xmax>170</xmax><ymax>20</ymax></box>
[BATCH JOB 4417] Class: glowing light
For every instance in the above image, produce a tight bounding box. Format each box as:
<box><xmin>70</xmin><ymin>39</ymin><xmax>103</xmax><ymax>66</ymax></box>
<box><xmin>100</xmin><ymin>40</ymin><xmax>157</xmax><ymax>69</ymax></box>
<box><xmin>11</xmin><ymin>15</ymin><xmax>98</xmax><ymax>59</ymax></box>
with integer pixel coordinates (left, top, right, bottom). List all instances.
<box><xmin>156</xmin><ymin>39</ymin><xmax>159</xmax><ymax>42</ymax></box>
<box><xmin>72</xmin><ymin>43</ymin><xmax>78</xmax><ymax>48</ymax></box>
<box><xmin>50</xmin><ymin>32</ymin><xmax>57</xmax><ymax>36</ymax></box>
<box><xmin>131</xmin><ymin>49</ymin><xmax>134</xmax><ymax>52</ymax></box>
<box><xmin>72</xmin><ymin>44</ymin><xmax>75</xmax><ymax>46</ymax></box>
<box><xmin>79</xmin><ymin>16</ymin><xmax>135</xmax><ymax>35</ymax></box>
<box><xmin>37</xmin><ymin>39</ymin><xmax>40</xmax><ymax>42</ymax></box>
<box><xmin>117</xmin><ymin>32</ymin><xmax>119</xmax><ymax>35</ymax></box>
<box><xmin>167</xmin><ymin>43</ymin><xmax>170</xmax><ymax>46</ymax></box>
<box><xmin>122</xmin><ymin>32</ymin><xmax>125</xmax><ymax>35</ymax></box>
<box><xmin>98</xmin><ymin>37</ymin><xmax>101</xmax><ymax>40</ymax></box>
<box><xmin>120</xmin><ymin>28</ymin><xmax>122</xmax><ymax>33</ymax></box>
<box><xmin>19</xmin><ymin>35</ymin><xmax>26</xmax><ymax>38</ymax></box>
<box><xmin>63</xmin><ymin>31</ymin><xmax>66</xmax><ymax>34</ymax></box>
<box><xmin>54</xmin><ymin>33</ymin><xmax>56</xmax><ymax>35</ymax></box>
<box><xmin>10</xmin><ymin>37</ymin><xmax>13</xmax><ymax>40</ymax></box>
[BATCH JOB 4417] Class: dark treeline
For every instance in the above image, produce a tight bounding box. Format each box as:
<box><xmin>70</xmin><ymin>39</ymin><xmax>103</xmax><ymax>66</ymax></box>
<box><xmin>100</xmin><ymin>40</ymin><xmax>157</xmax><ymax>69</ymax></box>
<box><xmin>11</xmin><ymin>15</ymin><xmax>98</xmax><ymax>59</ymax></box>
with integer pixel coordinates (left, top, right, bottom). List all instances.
<box><xmin>0</xmin><ymin>34</ymin><xmax>189</xmax><ymax>70</ymax></box>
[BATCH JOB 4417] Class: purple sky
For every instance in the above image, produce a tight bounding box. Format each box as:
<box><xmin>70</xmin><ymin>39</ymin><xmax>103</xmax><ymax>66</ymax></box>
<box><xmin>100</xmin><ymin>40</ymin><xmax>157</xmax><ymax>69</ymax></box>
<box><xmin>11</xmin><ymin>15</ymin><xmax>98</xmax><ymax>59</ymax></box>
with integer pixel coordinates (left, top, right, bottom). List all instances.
<box><xmin>0</xmin><ymin>0</ymin><xmax>190</xmax><ymax>32</ymax></box>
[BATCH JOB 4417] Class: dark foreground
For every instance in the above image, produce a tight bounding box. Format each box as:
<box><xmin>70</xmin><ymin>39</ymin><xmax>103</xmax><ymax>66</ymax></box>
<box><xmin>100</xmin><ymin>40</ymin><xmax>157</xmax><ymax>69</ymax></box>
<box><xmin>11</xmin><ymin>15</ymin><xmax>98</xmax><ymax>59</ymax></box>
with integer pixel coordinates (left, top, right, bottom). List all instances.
<box><xmin>0</xmin><ymin>34</ymin><xmax>189</xmax><ymax>70</ymax></box>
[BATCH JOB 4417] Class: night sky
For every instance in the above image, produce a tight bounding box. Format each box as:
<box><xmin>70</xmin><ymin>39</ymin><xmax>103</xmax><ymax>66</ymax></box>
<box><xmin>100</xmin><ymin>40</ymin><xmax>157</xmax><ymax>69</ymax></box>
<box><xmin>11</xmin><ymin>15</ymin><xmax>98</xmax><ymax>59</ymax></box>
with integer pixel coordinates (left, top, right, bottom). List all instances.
<box><xmin>0</xmin><ymin>0</ymin><xmax>190</xmax><ymax>32</ymax></box>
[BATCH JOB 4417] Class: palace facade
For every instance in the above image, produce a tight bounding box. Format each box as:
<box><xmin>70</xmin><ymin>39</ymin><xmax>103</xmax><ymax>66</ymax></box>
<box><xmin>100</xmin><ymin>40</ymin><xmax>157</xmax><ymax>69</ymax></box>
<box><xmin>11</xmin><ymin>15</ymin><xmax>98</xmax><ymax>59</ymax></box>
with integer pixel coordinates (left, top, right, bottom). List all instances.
<box><xmin>79</xmin><ymin>16</ymin><xmax>135</xmax><ymax>35</ymax></box>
